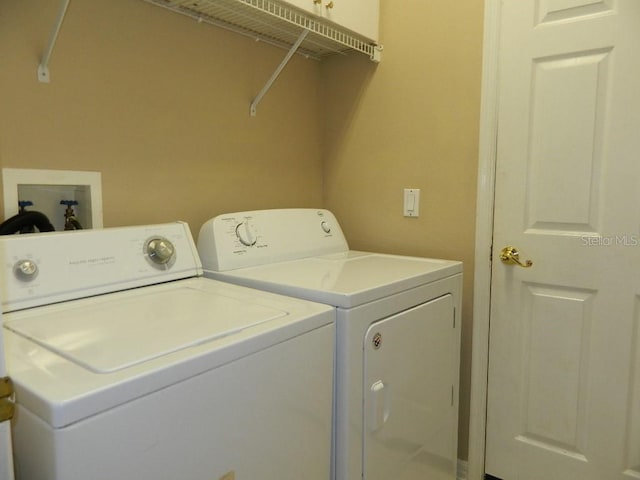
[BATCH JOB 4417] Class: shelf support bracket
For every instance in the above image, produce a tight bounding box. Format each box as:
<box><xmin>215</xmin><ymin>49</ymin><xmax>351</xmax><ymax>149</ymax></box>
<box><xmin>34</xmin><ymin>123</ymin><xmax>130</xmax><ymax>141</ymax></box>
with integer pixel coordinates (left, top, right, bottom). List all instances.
<box><xmin>250</xmin><ymin>28</ymin><xmax>310</xmax><ymax>117</ymax></box>
<box><xmin>38</xmin><ymin>0</ymin><xmax>71</xmax><ymax>83</ymax></box>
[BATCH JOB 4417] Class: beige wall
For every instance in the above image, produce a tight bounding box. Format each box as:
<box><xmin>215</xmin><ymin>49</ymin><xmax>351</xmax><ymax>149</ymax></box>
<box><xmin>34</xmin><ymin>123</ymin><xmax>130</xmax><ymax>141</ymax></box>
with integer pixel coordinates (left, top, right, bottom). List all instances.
<box><xmin>0</xmin><ymin>0</ymin><xmax>484</xmax><ymax>462</ymax></box>
<box><xmin>321</xmin><ymin>1</ymin><xmax>484</xmax><ymax>460</ymax></box>
<box><xmin>0</xmin><ymin>0</ymin><xmax>324</xmax><ymax>232</ymax></box>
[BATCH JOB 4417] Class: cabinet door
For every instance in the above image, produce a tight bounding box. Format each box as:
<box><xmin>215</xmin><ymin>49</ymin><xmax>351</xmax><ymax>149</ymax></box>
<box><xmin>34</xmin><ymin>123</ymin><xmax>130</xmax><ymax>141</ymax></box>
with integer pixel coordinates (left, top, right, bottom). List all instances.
<box><xmin>281</xmin><ymin>0</ymin><xmax>379</xmax><ymax>42</ymax></box>
<box><xmin>283</xmin><ymin>0</ymin><xmax>323</xmax><ymax>17</ymax></box>
<box><xmin>363</xmin><ymin>294</ymin><xmax>458</xmax><ymax>480</ymax></box>
<box><xmin>322</xmin><ymin>0</ymin><xmax>379</xmax><ymax>42</ymax></box>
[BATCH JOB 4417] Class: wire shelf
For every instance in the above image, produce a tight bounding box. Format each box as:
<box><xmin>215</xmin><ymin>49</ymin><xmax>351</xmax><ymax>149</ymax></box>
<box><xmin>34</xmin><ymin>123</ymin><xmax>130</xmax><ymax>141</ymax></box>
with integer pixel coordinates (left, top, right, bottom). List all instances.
<box><xmin>143</xmin><ymin>0</ymin><xmax>380</xmax><ymax>60</ymax></box>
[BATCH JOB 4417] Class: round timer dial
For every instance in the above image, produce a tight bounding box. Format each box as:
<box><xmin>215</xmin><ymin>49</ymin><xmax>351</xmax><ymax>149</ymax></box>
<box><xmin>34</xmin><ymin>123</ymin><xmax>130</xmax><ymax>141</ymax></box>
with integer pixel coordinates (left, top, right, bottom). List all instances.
<box><xmin>145</xmin><ymin>237</ymin><xmax>176</xmax><ymax>269</ymax></box>
<box><xmin>235</xmin><ymin>222</ymin><xmax>257</xmax><ymax>247</ymax></box>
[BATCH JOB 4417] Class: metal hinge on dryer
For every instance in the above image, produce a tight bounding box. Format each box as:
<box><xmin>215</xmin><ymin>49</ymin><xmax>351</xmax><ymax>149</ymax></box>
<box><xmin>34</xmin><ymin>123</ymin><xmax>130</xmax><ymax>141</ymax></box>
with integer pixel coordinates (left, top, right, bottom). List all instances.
<box><xmin>0</xmin><ymin>376</ymin><xmax>15</xmax><ymax>423</ymax></box>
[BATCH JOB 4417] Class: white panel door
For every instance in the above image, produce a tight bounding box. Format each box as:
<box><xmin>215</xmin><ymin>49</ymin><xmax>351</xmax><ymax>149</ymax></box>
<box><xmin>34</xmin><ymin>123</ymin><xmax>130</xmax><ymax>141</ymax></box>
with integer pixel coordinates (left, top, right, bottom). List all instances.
<box><xmin>486</xmin><ymin>1</ymin><xmax>640</xmax><ymax>479</ymax></box>
<box><xmin>363</xmin><ymin>295</ymin><xmax>458</xmax><ymax>480</ymax></box>
<box><xmin>0</xmin><ymin>305</ymin><xmax>15</xmax><ymax>480</ymax></box>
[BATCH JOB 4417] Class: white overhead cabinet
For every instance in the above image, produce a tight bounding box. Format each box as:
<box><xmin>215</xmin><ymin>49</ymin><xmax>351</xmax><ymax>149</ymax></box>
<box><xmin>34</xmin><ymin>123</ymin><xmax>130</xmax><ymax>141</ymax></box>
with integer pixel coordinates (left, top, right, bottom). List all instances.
<box><xmin>285</xmin><ymin>0</ymin><xmax>379</xmax><ymax>43</ymax></box>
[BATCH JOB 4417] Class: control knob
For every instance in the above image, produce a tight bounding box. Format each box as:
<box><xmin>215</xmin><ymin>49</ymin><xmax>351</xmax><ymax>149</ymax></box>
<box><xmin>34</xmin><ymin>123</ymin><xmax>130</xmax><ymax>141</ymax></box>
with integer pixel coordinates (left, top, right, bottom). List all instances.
<box><xmin>236</xmin><ymin>221</ymin><xmax>257</xmax><ymax>247</ymax></box>
<box><xmin>146</xmin><ymin>237</ymin><xmax>175</xmax><ymax>265</ymax></box>
<box><xmin>14</xmin><ymin>259</ymin><xmax>39</xmax><ymax>282</ymax></box>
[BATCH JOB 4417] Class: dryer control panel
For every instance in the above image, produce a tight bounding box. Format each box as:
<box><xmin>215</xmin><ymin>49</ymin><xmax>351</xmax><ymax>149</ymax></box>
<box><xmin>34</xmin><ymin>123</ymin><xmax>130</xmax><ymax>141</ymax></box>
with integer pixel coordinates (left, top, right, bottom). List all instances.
<box><xmin>198</xmin><ymin>209</ymin><xmax>349</xmax><ymax>272</ymax></box>
<box><xmin>0</xmin><ymin>222</ymin><xmax>202</xmax><ymax>313</ymax></box>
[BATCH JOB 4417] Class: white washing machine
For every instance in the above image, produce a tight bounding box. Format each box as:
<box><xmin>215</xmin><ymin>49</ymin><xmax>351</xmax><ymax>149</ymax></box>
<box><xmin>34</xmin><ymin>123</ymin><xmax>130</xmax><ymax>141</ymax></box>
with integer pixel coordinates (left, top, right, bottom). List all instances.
<box><xmin>1</xmin><ymin>222</ymin><xmax>334</xmax><ymax>480</ymax></box>
<box><xmin>197</xmin><ymin>209</ymin><xmax>463</xmax><ymax>480</ymax></box>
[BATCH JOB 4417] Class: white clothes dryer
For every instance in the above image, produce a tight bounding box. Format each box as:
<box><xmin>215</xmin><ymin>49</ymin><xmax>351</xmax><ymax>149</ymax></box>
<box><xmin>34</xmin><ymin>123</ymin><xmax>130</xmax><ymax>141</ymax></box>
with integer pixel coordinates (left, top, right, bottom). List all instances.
<box><xmin>1</xmin><ymin>222</ymin><xmax>334</xmax><ymax>480</ymax></box>
<box><xmin>198</xmin><ymin>209</ymin><xmax>463</xmax><ymax>480</ymax></box>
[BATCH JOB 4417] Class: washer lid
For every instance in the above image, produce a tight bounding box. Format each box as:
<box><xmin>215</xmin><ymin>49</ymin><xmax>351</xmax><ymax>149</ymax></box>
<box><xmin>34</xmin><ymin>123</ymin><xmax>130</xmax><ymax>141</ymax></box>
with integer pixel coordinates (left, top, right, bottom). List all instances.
<box><xmin>4</xmin><ymin>278</ymin><xmax>333</xmax><ymax>429</ymax></box>
<box><xmin>209</xmin><ymin>251</ymin><xmax>463</xmax><ymax>308</ymax></box>
<box><xmin>5</xmin><ymin>285</ymin><xmax>287</xmax><ymax>373</ymax></box>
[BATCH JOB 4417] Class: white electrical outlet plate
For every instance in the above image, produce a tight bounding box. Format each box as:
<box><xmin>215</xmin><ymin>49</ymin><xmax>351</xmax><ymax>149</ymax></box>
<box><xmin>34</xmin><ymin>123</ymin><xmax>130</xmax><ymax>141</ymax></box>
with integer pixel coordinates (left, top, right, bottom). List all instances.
<box><xmin>403</xmin><ymin>188</ymin><xmax>420</xmax><ymax>217</ymax></box>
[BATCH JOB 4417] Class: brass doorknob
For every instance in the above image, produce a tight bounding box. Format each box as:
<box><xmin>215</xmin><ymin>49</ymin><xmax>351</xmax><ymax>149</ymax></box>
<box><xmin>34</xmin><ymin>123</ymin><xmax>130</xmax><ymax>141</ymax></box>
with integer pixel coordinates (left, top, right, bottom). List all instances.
<box><xmin>326</xmin><ymin>1</ymin><xmax>334</xmax><ymax>9</ymax></box>
<box><xmin>500</xmin><ymin>246</ymin><xmax>533</xmax><ymax>268</ymax></box>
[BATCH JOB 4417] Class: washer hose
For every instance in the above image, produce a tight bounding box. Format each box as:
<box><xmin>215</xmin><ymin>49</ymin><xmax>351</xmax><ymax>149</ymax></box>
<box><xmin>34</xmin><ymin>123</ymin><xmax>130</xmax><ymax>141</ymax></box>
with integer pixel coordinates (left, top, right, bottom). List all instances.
<box><xmin>0</xmin><ymin>211</ymin><xmax>55</xmax><ymax>235</ymax></box>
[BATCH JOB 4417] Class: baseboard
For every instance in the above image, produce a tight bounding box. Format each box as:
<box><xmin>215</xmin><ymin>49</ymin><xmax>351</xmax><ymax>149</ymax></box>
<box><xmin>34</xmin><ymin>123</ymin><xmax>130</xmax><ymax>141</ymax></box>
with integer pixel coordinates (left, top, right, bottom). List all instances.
<box><xmin>457</xmin><ymin>459</ymin><xmax>468</xmax><ymax>480</ymax></box>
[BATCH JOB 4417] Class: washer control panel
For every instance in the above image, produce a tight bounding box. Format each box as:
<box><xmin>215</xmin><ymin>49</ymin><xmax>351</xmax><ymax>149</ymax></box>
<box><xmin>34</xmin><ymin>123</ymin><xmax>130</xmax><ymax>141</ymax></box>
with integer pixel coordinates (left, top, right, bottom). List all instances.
<box><xmin>197</xmin><ymin>209</ymin><xmax>349</xmax><ymax>272</ymax></box>
<box><xmin>1</xmin><ymin>222</ymin><xmax>201</xmax><ymax>313</ymax></box>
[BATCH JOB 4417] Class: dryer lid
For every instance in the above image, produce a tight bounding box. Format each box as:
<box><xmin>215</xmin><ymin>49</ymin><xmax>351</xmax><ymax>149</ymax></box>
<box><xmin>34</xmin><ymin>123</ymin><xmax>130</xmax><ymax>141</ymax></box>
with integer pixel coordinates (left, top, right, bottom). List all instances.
<box><xmin>5</xmin><ymin>285</ymin><xmax>287</xmax><ymax>373</ymax></box>
<box><xmin>212</xmin><ymin>251</ymin><xmax>462</xmax><ymax>308</ymax></box>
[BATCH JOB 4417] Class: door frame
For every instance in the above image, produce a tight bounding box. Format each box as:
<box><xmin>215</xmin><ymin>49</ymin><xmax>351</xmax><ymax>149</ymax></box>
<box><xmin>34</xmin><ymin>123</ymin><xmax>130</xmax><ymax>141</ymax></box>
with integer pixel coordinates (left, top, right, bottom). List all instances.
<box><xmin>468</xmin><ymin>0</ymin><xmax>501</xmax><ymax>479</ymax></box>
